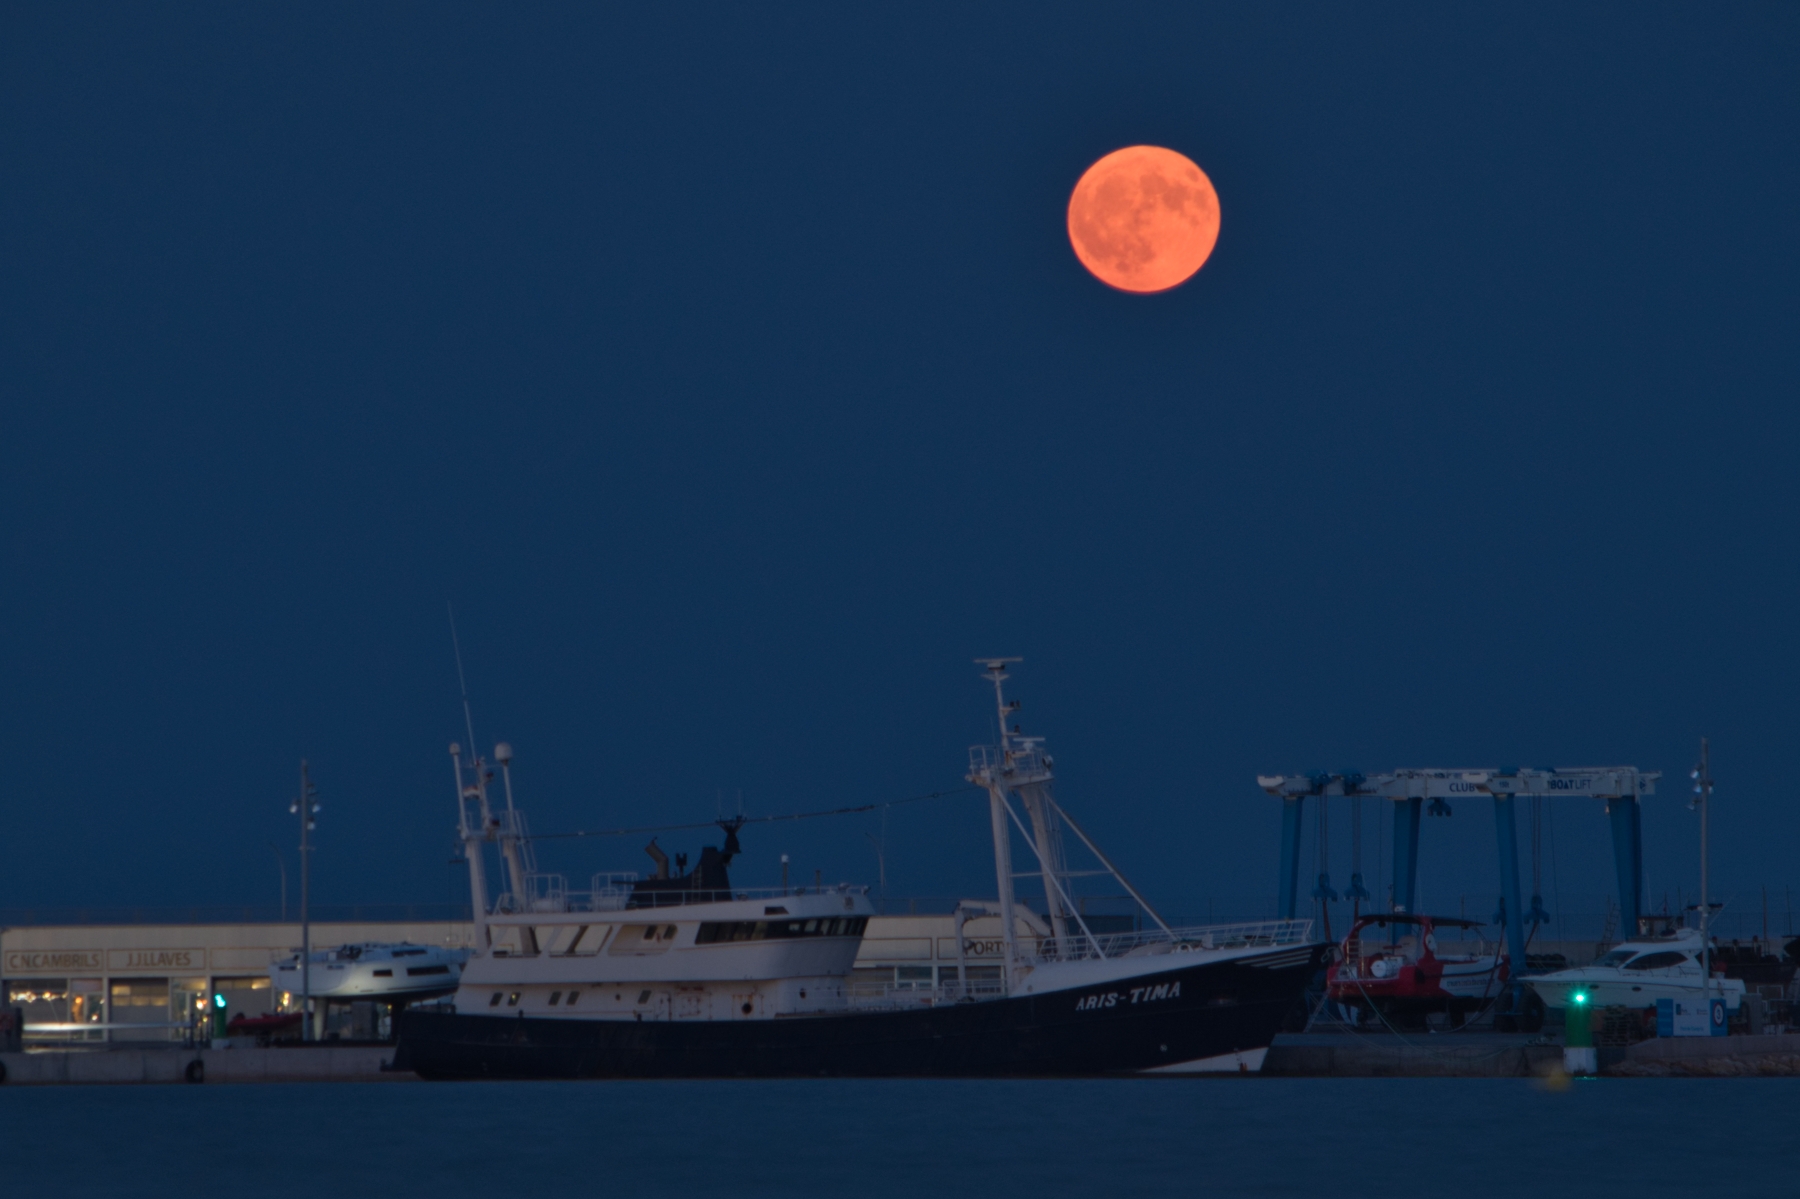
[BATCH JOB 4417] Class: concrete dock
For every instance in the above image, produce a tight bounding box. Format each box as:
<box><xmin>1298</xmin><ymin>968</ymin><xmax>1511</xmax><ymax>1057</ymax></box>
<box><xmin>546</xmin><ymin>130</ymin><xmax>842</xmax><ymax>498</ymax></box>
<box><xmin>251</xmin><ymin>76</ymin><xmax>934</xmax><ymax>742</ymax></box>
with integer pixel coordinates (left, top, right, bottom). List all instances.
<box><xmin>1605</xmin><ymin>1033</ymin><xmax>1800</xmax><ymax>1076</ymax></box>
<box><xmin>0</xmin><ymin>1044</ymin><xmax>411</xmax><ymax>1085</ymax></box>
<box><xmin>1265</xmin><ymin>1032</ymin><xmax>1563</xmax><ymax>1077</ymax></box>
<box><xmin>6</xmin><ymin>1033</ymin><xmax>1799</xmax><ymax>1083</ymax></box>
<box><xmin>1265</xmin><ymin>1030</ymin><xmax>1800</xmax><ymax>1077</ymax></box>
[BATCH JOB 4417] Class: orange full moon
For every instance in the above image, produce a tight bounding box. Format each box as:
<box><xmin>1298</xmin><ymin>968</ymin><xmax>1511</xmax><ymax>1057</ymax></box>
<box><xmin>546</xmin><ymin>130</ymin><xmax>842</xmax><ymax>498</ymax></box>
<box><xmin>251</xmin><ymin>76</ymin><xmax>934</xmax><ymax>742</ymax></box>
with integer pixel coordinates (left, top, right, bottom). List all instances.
<box><xmin>1067</xmin><ymin>146</ymin><xmax>1220</xmax><ymax>293</ymax></box>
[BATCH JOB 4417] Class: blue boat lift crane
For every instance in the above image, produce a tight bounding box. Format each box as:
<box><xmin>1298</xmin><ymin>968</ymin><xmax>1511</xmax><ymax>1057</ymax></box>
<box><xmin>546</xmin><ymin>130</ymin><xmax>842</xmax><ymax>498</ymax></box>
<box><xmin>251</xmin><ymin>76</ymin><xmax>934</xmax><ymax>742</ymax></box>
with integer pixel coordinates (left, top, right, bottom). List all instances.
<box><xmin>1258</xmin><ymin>767</ymin><xmax>1661</xmax><ymax>998</ymax></box>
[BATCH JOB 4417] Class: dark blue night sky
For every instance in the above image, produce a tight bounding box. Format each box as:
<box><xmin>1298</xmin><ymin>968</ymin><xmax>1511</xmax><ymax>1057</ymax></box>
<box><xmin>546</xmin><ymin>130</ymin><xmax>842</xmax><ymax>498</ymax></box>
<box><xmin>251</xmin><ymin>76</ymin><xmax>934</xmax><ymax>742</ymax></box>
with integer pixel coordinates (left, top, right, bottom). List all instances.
<box><xmin>3</xmin><ymin>6</ymin><xmax>1797</xmax><ymax>928</ymax></box>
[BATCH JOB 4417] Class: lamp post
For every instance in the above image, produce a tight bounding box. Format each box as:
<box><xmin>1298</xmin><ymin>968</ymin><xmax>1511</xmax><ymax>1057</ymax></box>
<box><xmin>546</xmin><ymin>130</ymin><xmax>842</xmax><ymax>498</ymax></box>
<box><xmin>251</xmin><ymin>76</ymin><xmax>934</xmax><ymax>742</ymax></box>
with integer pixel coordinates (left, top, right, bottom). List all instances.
<box><xmin>289</xmin><ymin>761</ymin><xmax>320</xmax><ymax>1041</ymax></box>
<box><xmin>1690</xmin><ymin>739</ymin><xmax>1713</xmax><ymax>1016</ymax></box>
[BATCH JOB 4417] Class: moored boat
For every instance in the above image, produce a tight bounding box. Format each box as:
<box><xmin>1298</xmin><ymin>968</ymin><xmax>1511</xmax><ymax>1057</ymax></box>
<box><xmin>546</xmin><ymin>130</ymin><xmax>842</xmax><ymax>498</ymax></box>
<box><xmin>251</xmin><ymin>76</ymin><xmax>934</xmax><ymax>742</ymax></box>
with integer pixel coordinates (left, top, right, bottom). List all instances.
<box><xmin>271</xmin><ymin>941</ymin><xmax>469</xmax><ymax>1003</ymax></box>
<box><xmin>1525</xmin><ymin>926</ymin><xmax>1745</xmax><ymax>1014</ymax></box>
<box><xmin>394</xmin><ymin>661</ymin><xmax>1327</xmax><ymax>1078</ymax></box>
<box><xmin>1327</xmin><ymin>913</ymin><xmax>1507</xmax><ymax>1027</ymax></box>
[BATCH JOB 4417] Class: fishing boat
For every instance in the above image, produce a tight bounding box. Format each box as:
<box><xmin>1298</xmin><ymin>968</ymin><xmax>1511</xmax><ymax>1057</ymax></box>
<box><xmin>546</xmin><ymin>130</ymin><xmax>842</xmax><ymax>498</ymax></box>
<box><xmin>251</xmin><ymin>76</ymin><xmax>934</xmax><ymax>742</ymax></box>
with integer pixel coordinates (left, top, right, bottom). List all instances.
<box><xmin>1525</xmin><ymin>926</ymin><xmax>1745</xmax><ymax>1014</ymax></box>
<box><xmin>1326</xmin><ymin>913</ymin><xmax>1507</xmax><ymax>1027</ymax></box>
<box><xmin>393</xmin><ymin>661</ymin><xmax>1327</xmax><ymax>1078</ymax></box>
<box><xmin>270</xmin><ymin>942</ymin><xmax>469</xmax><ymax>1003</ymax></box>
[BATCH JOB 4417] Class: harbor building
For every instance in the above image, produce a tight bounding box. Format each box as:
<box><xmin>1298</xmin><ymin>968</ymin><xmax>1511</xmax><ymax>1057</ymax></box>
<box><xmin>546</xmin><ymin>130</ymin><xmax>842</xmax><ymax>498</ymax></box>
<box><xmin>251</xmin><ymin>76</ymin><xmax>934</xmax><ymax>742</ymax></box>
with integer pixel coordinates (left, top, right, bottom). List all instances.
<box><xmin>1</xmin><ymin>911</ymin><xmax>1048</xmax><ymax>1044</ymax></box>
<box><xmin>2</xmin><ymin>920</ymin><xmax>474</xmax><ymax>1042</ymax></box>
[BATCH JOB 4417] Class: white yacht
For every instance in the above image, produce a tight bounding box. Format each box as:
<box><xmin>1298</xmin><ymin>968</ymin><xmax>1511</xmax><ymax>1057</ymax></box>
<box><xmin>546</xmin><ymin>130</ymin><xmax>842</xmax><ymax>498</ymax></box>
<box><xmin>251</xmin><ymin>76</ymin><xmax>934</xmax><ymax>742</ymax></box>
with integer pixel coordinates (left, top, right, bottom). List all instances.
<box><xmin>271</xmin><ymin>942</ymin><xmax>469</xmax><ymax>1003</ymax></box>
<box><xmin>1525</xmin><ymin>927</ymin><xmax>1745</xmax><ymax>1013</ymax></box>
<box><xmin>393</xmin><ymin>661</ymin><xmax>1327</xmax><ymax>1078</ymax></box>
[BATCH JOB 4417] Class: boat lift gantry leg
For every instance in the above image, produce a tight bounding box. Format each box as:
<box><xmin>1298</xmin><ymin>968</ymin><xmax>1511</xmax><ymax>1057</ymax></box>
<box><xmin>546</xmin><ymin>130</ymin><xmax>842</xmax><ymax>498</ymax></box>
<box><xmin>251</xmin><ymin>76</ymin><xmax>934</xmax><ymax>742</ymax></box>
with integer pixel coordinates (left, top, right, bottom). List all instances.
<box><xmin>1392</xmin><ymin>796</ymin><xmax>1422</xmax><ymax>919</ymax></box>
<box><xmin>1608</xmin><ymin>794</ymin><xmax>1644</xmax><ymax>938</ymax></box>
<box><xmin>1261</xmin><ymin>769</ymin><xmax>1659</xmax><ymax>988</ymax></box>
<box><xmin>1492</xmin><ymin>792</ymin><xmax>1528</xmax><ymax>984</ymax></box>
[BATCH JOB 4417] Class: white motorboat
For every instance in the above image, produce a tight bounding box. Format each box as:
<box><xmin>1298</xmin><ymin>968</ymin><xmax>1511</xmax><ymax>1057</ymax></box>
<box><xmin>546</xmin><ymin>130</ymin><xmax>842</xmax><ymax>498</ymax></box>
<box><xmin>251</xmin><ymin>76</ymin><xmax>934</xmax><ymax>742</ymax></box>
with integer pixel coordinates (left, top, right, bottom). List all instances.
<box><xmin>1525</xmin><ymin>927</ymin><xmax>1744</xmax><ymax>1013</ymax></box>
<box><xmin>271</xmin><ymin>942</ymin><xmax>470</xmax><ymax>1003</ymax></box>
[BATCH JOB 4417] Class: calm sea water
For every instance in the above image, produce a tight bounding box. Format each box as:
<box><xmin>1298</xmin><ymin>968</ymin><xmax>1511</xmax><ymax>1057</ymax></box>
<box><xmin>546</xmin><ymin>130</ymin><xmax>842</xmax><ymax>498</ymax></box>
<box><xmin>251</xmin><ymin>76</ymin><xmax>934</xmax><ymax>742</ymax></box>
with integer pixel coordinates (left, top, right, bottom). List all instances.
<box><xmin>6</xmin><ymin>1078</ymin><xmax>1795</xmax><ymax>1197</ymax></box>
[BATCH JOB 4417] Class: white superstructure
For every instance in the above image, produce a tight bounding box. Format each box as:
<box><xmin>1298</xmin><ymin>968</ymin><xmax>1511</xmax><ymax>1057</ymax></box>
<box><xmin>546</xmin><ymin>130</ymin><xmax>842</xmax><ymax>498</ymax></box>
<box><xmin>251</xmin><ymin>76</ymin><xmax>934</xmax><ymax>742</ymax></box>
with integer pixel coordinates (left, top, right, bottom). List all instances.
<box><xmin>441</xmin><ymin>660</ymin><xmax>1312</xmax><ymax>1035</ymax></box>
<box><xmin>444</xmin><ymin>738</ymin><xmax>877</xmax><ymax>1021</ymax></box>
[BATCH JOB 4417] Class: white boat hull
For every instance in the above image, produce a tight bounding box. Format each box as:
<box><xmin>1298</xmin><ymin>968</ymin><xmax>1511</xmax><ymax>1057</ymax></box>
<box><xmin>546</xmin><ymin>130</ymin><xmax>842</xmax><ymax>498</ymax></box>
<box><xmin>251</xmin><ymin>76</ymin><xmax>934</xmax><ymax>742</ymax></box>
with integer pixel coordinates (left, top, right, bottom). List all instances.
<box><xmin>1528</xmin><ymin>974</ymin><xmax>1743</xmax><ymax>1012</ymax></box>
<box><xmin>272</xmin><ymin>944</ymin><xmax>467</xmax><ymax>1002</ymax></box>
<box><xmin>1525</xmin><ymin>929</ymin><xmax>1744</xmax><ymax>1013</ymax></box>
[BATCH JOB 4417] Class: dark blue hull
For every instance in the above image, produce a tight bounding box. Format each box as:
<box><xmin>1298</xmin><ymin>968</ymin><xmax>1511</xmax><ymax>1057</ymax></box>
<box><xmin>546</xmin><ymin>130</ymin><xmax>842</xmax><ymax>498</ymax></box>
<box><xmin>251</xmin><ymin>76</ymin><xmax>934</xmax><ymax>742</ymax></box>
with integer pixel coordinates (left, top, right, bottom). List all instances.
<box><xmin>393</xmin><ymin>944</ymin><xmax>1326</xmax><ymax>1078</ymax></box>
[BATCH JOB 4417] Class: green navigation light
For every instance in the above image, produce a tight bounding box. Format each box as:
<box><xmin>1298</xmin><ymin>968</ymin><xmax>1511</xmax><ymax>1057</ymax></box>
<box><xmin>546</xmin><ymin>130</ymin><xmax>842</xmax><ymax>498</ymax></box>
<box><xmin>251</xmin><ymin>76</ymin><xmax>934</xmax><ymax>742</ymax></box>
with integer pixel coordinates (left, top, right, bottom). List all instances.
<box><xmin>213</xmin><ymin>993</ymin><xmax>227</xmax><ymax>1009</ymax></box>
<box><xmin>1571</xmin><ymin>990</ymin><xmax>1588</xmax><ymax>1006</ymax></box>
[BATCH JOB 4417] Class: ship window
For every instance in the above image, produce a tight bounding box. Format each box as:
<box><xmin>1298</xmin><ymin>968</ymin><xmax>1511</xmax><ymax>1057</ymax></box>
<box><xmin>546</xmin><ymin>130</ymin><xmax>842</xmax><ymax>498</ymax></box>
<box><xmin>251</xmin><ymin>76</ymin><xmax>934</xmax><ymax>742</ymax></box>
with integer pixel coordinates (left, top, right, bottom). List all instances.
<box><xmin>643</xmin><ymin>926</ymin><xmax>657</xmax><ymax>941</ymax></box>
<box><xmin>1623</xmin><ymin>951</ymin><xmax>1688</xmax><ymax>971</ymax></box>
<box><xmin>489</xmin><ymin>992</ymin><xmax>503</xmax><ymax>1007</ymax></box>
<box><xmin>566</xmin><ymin>991</ymin><xmax>580</xmax><ymax>1006</ymax></box>
<box><xmin>664</xmin><ymin>925</ymin><xmax>677</xmax><ymax>940</ymax></box>
<box><xmin>373</xmin><ymin>969</ymin><xmax>393</xmax><ymax>977</ymax></box>
<box><xmin>548</xmin><ymin>992</ymin><xmax>561</xmax><ymax>1006</ymax></box>
<box><xmin>697</xmin><ymin>916</ymin><xmax>870</xmax><ymax>944</ymax></box>
<box><xmin>506</xmin><ymin>992</ymin><xmax>520</xmax><ymax>1007</ymax></box>
<box><xmin>407</xmin><ymin>964</ymin><xmax>451</xmax><ymax>977</ymax></box>
<box><xmin>637</xmin><ymin>990</ymin><xmax>651</xmax><ymax>1005</ymax></box>
<box><xmin>1595</xmin><ymin>949</ymin><xmax>1636</xmax><ymax>967</ymax></box>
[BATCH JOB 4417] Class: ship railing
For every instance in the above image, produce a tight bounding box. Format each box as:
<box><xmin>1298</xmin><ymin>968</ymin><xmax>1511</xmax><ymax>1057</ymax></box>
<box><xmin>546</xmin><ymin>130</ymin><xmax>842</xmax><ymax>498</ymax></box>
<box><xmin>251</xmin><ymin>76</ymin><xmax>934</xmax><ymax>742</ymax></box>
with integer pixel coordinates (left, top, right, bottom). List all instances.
<box><xmin>967</xmin><ymin>744</ymin><xmax>1052</xmax><ymax>782</ymax></box>
<box><xmin>522</xmin><ymin>872</ymin><xmax>568</xmax><ymax>912</ymax></box>
<box><xmin>968</xmin><ymin>745</ymin><xmax>1001</xmax><ymax>775</ymax></box>
<box><xmin>500</xmin><ymin>873</ymin><xmax>647</xmax><ymax>913</ymax></box>
<box><xmin>624</xmin><ymin>884</ymin><xmax>871</xmax><ymax>910</ymax></box>
<box><xmin>1028</xmin><ymin>919</ymin><xmax>1315</xmax><ymax>963</ymax></box>
<box><xmin>844</xmin><ymin>978</ymin><xmax>1009</xmax><ymax>1010</ymax></box>
<box><xmin>488</xmin><ymin>883</ymin><xmax>870</xmax><ymax>916</ymax></box>
<box><xmin>572</xmin><ymin>873</ymin><xmax>640</xmax><ymax>912</ymax></box>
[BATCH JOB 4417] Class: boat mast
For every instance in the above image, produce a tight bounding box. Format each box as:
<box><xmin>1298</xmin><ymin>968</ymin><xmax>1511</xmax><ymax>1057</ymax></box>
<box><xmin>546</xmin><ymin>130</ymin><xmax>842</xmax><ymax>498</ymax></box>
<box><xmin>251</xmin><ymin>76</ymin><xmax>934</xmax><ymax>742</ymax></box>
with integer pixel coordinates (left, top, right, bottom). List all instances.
<box><xmin>451</xmin><ymin>742</ymin><xmax>493</xmax><ymax>948</ymax></box>
<box><xmin>449</xmin><ymin>608</ymin><xmax>526</xmax><ymax>911</ymax></box>
<box><xmin>494</xmin><ymin>741</ymin><xmax>532</xmax><ymax>907</ymax></box>
<box><xmin>972</xmin><ymin>659</ymin><xmax>1023</xmax><ymax>987</ymax></box>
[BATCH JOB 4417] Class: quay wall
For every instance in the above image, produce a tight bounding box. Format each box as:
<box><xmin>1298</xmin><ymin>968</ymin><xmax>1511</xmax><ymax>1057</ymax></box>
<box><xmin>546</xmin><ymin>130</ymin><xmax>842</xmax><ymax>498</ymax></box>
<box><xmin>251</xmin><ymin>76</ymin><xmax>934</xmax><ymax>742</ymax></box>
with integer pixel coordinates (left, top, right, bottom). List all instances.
<box><xmin>10</xmin><ymin>1035</ymin><xmax>1800</xmax><ymax>1082</ymax></box>
<box><xmin>0</xmin><ymin>1045</ymin><xmax>410</xmax><ymax>1085</ymax></box>
<box><xmin>1267</xmin><ymin>1031</ymin><xmax>1800</xmax><ymax>1078</ymax></box>
<box><xmin>1608</xmin><ymin>1032</ymin><xmax>1800</xmax><ymax>1076</ymax></box>
<box><xmin>1264</xmin><ymin>1032</ymin><xmax>1562</xmax><ymax>1077</ymax></box>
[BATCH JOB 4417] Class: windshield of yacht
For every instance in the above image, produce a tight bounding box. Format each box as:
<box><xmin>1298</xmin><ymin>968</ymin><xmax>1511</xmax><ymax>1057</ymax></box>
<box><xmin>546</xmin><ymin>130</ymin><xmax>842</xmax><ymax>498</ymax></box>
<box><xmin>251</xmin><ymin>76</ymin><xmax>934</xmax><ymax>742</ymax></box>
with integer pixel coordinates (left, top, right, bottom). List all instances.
<box><xmin>1593</xmin><ymin>949</ymin><xmax>1637</xmax><ymax>967</ymax></box>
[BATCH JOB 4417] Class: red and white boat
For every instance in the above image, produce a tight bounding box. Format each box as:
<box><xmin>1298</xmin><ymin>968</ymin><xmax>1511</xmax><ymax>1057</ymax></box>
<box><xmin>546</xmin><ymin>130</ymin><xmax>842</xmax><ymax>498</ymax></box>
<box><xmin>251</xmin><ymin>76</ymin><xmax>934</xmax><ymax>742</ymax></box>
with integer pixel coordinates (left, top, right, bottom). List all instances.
<box><xmin>1327</xmin><ymin>914</ymin><xmax>1507</xmax><ymax>1027</ymax></box>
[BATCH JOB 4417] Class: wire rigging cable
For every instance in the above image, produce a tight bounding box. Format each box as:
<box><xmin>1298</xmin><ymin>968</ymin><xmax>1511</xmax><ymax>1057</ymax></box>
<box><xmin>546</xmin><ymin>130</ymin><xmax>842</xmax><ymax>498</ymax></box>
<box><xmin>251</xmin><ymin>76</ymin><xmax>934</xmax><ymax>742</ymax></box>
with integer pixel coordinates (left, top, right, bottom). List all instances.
<box><xmin>525</xmin><ymin>785</ymin><xmax>981</xmax><ymax>842</ymax></box>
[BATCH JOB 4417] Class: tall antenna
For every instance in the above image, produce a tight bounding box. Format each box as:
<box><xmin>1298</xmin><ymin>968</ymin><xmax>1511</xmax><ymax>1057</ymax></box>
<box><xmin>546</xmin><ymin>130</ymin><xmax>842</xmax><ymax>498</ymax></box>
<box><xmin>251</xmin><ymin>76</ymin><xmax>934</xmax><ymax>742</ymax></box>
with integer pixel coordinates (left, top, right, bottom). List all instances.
<box><xmin>289</xmin><ymin>760</ymin><xmax>320</xmax><ymax>1041</ymax></box>
<box><xmin>448</xmin><ymin>602</ymin><xmax>479</xmax><ymax>756</ymax></box>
